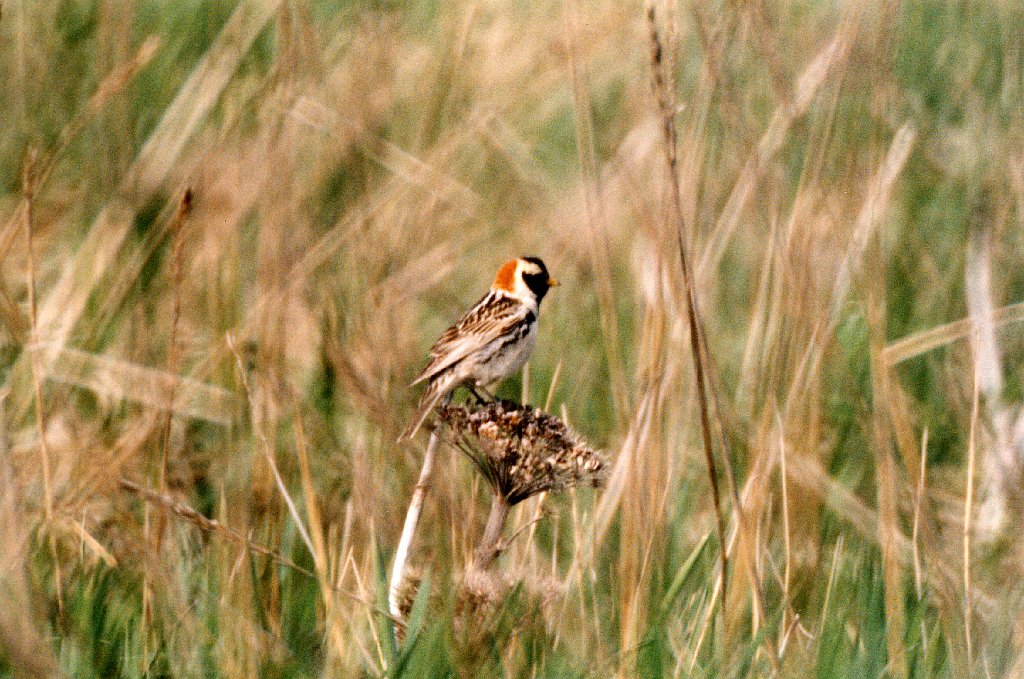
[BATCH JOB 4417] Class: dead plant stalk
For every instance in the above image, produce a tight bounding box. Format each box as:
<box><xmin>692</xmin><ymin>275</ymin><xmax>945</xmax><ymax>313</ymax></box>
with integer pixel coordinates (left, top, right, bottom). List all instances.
<box><xmin>390</xmin><ymin>422</ymin><xmax>445</xmax><ymax>620</ymax></box>
<box><xmin>647</xmin><ymin>5</ymin><xmax>777</xmax><ymax>670</ymax></box>
<box><xmin>156</xmin><ymin>189</ymin><xmax>192</xmax><ymax>549</ymax></box>
<box><xmin>964</xmin><ymin>344</ymin><xmax>979</xmax><ymax>665</ymax></box>
<box><xmin>645</xmin><ymin>2</ymin><xmax>727</xmax><ymax>610</ymax></box>
<box><xmin>21</xmin><ymin>149</ymin><xmax>61</xmax><ymax>606</ymax></box>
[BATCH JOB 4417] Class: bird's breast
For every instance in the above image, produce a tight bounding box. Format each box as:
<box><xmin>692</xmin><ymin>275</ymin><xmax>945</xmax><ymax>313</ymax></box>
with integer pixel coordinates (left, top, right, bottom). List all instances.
<box><xmin>471</xmin><ymin>318</ymin><xmax>538</xmax><ymax>387</ymax></box>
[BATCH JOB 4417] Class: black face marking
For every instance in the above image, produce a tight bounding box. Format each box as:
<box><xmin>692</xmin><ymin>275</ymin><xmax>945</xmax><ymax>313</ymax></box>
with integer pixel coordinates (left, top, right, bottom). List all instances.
<box><xmin>520</xmin><ymin>256</ymin><xmax>553</xmax><ymax>303</ymax></box>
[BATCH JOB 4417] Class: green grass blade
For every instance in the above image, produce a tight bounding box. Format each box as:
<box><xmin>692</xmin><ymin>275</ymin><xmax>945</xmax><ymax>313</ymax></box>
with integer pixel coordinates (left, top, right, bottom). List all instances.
<box><xmin>658</xmin><ymin>532</ymin><xmax>712</xmax><ymax>617</ymax></box>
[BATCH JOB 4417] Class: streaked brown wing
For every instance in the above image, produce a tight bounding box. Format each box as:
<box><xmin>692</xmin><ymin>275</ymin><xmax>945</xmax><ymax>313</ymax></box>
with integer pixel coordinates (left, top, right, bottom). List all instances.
<box><xmin>411</xmin><ymin>291</ymin><xmax>527</xmax><ymax>385</ymax></box>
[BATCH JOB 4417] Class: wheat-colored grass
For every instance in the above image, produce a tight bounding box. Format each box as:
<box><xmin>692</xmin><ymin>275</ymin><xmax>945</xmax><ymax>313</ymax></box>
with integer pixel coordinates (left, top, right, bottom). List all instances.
<box><xmin>3</xmin><ymin>0</ymin><xmax>1024</xmax><ymax>676</ymax></box>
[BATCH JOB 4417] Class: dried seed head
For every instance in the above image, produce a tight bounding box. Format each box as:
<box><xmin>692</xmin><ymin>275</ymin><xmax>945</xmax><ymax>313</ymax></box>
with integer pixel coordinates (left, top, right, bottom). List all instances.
<box><xmin>394</xmin><ymin>568</ymin><xmax>422</xmax><ymax>623</ymax></box>
<box><xmin>437</xmin><ymin>400</ymin><xmax>607</xmax><ymax>505</ymax></box>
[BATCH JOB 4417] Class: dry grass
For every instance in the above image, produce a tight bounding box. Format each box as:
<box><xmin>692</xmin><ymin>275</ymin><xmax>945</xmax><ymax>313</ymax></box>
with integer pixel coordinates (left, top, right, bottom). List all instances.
<box><xmin>2</xmin><ymin>0</ymin><xmax>1024</xmax><ymax>676</ymax></box>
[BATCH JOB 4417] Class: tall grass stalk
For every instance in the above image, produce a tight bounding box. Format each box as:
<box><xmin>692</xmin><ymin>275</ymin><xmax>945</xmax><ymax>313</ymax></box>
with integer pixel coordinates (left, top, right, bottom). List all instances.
<box><xmin>20</xmin><ymin>149</ymin><xmax>61</xmax><ymax>610</ymax></box>
<box><xmin>964</xmin><ymin>349</ymin><xmax>980</xmax><ymax>666</ymax></box>
<box><xmin>645</xmin><ymin>1</ymin><xmax>729</xmax><ymax>617</ymax></box>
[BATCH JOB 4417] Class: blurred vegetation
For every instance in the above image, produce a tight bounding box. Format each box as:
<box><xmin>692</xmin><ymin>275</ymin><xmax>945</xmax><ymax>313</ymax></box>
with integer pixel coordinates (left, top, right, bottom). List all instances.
<box><xmin>1</xmin><ymin>0</ymin><xmax>1024</xmax><ymax>676</ymax></box>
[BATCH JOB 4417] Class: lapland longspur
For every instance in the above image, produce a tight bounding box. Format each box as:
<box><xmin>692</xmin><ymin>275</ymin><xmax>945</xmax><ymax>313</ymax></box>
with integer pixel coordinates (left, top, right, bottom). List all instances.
<box><xmin>400</xmin><ymin>257</ymin><xmax>559</xmax><ymax>440</ymax></box>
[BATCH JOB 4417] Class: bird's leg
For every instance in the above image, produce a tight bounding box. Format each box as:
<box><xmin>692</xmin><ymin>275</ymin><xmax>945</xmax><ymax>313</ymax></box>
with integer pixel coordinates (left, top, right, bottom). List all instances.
<box><xmin>468</xmin><ymin>384</ymin><xmax>497</xmax><ymax>404</ymax></box>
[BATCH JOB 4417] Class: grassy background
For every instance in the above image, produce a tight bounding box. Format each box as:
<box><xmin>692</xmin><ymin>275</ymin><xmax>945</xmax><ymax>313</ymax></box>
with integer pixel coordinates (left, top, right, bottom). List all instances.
<box><xmin>2</xmin><ymin>0</ymin><xmax>1024</xmax><ymax>676</ymax></box>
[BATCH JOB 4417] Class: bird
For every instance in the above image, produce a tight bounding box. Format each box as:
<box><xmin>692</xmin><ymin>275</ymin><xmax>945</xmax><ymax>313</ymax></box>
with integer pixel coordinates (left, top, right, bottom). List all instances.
<box><xmin>400</xmin><ymin>256</ymin><xmax>559</xmax><ymax>440</ymax></box>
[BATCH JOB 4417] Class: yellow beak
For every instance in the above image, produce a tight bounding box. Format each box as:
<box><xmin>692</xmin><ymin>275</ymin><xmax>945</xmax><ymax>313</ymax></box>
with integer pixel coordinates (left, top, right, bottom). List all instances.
<box><xmin>547</xmin><ymin>277</ymin><xmax>560</xmax><ymax>287</ymax></box>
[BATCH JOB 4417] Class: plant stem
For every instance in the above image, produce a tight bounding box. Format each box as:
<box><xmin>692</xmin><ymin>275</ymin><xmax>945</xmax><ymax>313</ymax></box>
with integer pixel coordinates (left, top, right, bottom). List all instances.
<box><xmin>22</xmin><ymin>149</ymin><xmax>61</xmax><ymax>609</ymax></box>
<box><xmin>475</xmin><ymin>495</ymin><xmax>511</xmax><ymax>571</ymax></box>
<box><xmin>964</xmin><ymin>351</ymin><xmax>979</xmax><ymax>666</ymax></box>
<box><xmin>389</xmin><ymin>426</ymin><xmax>442</xmax><ymax>620</ymax></box>
<box><xmin>645</xmin><ymin>3</ymin><xmax>728</xmax><ymax>610</ymax></box>
<box><xmin>156</xmin><ymin>189</ymin><xmax>191</xmax><ymax>551</ymax></box>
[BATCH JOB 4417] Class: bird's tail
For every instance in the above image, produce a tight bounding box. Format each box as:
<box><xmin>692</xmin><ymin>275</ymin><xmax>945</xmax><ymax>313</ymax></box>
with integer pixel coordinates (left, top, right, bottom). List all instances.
<box><xmin>399</xmin><ymin>379</ymin><xmax>451</xmax><ymax>441</ymax></box>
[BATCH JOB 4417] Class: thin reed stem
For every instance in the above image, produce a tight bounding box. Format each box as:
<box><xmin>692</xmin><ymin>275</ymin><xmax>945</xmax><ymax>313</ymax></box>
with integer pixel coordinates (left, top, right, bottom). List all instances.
<box><xmin>156</xmin><ymin>189</ymin><xmax>192</xmax><ymax>549</ymax></box>
<box><xmin>21</xmin><ymin>149</ymin><xmax>61</xmax><ymax>607</ymax></box>
<box><xmin>647</xmin><ymin>6</ymin><xmax>777</xmax><ymax>671</ymax></box>
<box><xmin>913</xmin><ymin>428</ymin><xmax>929</xmax><ymax>654</ymax></box>
<box><xmin>645</xmin><ymin>1</ymin><xmax>728</xmax><ymax>612</ymax></box>
<box><xmin>142</xmin><ymin>189</ymin><xmax>191</xmax><ymax>661</ymax></box>
<box><xmin>778</xmin><ymin>410</ymin><xmax>792</xmax><ymax>637</ymax></box>
<box><xmin>964</xmin><ymin>348</ymin><xmax>979</xmax><ymax>666</ymax></box>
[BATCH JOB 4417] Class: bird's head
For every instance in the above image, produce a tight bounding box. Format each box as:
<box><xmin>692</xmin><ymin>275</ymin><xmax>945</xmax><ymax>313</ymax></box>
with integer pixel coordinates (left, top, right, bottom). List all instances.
<box><xmin>492</xmin><ymin>256</ymin><xmax>559</xmax><ymax>304</ymax></box>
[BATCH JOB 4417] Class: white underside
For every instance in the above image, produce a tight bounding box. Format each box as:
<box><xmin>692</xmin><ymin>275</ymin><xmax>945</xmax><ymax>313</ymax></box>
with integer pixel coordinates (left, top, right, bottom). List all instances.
<box><xmin>453</xmin><ymin>320</ymin><xmax>537</xmax><ymax>388</ymax></box>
